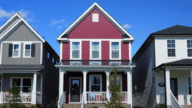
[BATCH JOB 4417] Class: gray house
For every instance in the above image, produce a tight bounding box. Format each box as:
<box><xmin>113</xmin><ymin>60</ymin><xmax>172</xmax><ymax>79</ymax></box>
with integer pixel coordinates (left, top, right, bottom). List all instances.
<box><xmin>0</xmin><ymin>13</ymin><xmax>59</xmax><ymax>107</ymax></box>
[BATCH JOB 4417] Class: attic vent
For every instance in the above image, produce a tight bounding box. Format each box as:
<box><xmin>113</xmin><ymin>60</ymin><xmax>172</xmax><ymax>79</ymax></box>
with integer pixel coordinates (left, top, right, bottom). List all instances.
<box><xmin>92</xmin><ymin>13</ymin><xmax>99</xmax><ymax>22</ymax></box>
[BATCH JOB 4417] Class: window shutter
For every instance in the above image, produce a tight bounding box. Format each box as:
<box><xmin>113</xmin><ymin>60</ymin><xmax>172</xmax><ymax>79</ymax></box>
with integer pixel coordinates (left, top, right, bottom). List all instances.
<box><xmin>31</xmin><ymin>44</ymin><xmax>35</xmax><ymax>57</ymax></box>
<box><xmin>8</xmin><ymin>44</ymin><xmax>13</xmax><ymax>57</ymax></box>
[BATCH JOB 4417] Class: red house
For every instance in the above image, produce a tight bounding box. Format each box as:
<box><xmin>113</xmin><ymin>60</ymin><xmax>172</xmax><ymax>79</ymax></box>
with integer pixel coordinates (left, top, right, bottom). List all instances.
<box><xmin>56</xmin><ymin>2</ymin><xmax>135</xmax><ymax>108</ymax></box>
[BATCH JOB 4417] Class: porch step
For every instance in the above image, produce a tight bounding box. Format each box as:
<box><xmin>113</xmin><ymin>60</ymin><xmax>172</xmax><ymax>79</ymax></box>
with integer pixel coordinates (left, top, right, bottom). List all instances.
<box><xmin>181</xmin><ymin>105</ymin><xmax>192</xmax><ymax>108</ymax></box>
<box><xmin>62</xmin><ymin>104</ymin><xmax>81</xmax><ymax>108</ymax></box>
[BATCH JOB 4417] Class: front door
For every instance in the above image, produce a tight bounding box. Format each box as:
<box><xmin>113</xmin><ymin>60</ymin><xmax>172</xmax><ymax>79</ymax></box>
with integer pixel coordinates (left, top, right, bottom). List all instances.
<box><xmin>70</xmin><ymin>79</ymin><xmax>80</xmax><ymax>102</ymax></box>
<box><xmin>170</xmin><ymin>78</ymin><xmax>178</xmax><ymax>100</ymax></box>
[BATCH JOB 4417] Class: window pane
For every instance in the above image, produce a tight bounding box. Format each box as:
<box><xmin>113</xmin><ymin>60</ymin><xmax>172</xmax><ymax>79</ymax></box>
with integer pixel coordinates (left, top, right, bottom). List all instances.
<box><xmin>112</xmin><ymin>51</ymin><xmax>119</xmax><ymax>58</ymax></box>
<box><xmin>14</xmin><ymin>45</ymin><xmax>19</xmax><ymax>50</ymax></box>
<box><xmin>92</xmin><ymin>50</ymin><xmax>99</xmax><ymax>58</ymax></box>
<box><xmin>72</xmin><ymin>50</ymin><xmax>79</xmax><ymax>58</ymax></box>
<box><xmin>188</xmin><ymin>77</ymin><xmax>191</xmax><ymax>85</ymax></box>
<box><xmin>167</xmin><ymin>40</ymin><xmax>170</xmax><ymax>43</ymax></box>
<box><xmin>72</xmin><ymin>42</ymin><xmax>79</xmax><ymax>49</ymax></box>
<box><xmin>12</xmin><ymin>79</ymin><xmax>20</xmax><ymax>86</ymax></box>
<box><xmin>23</xmin><ymin>79</ymin><xmax>31</xmax><ymax>86</ymax></box>
<box><xmin>91</xmin><ymin>76</ymin><xmax>100</xmax><ymax>84</ymax></box>
<box><xmin>23</xmin><ymin>87</ymin><xmax>31</xmax><ymax>93</ymax></box>
<box><xmin>91</xmin><ymin>85</ymin><xmax>100</xmax><ymax>91</ymax></box>
<box><xmin>168</xmin><ymin>49</ymin><xmax>175</xmax><ymax>57</ymax></box>
<box><xmin>25</xmin><ymin>45</ymin><xmax>30</xmax><ymax>50</ymax></box>
<box><xmin>188</xmin><ymin>49</ymin><xmax>192</xmax><ymax>57</ymax></box>
<box><xmin>92</xmin><ymin>42</ymin><xmax>99</xmax><ymax>49</ymax></box>
<box><xmin>14</xmin><ymin>51</ymin><xmax>18</xmax><ymax>56</ymax></box>
<box><xmin>25</xmin><ymin>51</ymin><xmax>30</xmax><ymax>56</ymax></box>
<box><xmin>112</xmin><ymin>42</ymin><xmax>119</xmax><ymax>49</ymax></box>
<box><xmin>189</xmin><ymin>86</ymin><xmax>191</xmax><ymax>95</ymax></box>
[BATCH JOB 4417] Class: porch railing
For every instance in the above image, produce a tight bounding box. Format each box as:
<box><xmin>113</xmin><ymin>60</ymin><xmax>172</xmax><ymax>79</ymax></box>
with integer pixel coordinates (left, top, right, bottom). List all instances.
<box><xmin>2</xmin><ymin>93</ymin><xmax>32</xmax><ymax>103</ymax></box>
<box><xmin>170</xmin><ymin>91</ymin><xmax>181</xmax><ymax>108</ymax></box>
<box><xmin>61</xmin><ymin>60</ymin><xmax>130</xmax><ymax>66</ymax></box>
<box><xmin>58</xmin><ymin>92</ymin><xmax>66</xmax><ymax>108</ymax></box>
<box><xmin>121</xmin><ymin>92</ymin><xmax>128</xmax><ymax>103</ymax></box>
<box><xmin>36</xmin><ymin>93</ymin><xmax>41</xmax><ymax>104</ymax></box>
<box><xmin>87</xmin><ymin>92</ymin><xmax>106</xmax><ymax>103</ymax></box>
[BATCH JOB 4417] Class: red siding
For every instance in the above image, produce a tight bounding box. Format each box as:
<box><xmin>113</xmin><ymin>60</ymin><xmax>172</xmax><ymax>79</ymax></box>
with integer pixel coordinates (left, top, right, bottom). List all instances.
<box><xmin>62</xmin><ymin>41</ymin><xmax>70</xmax><ymax>65</ymax></box>
<box><xmin>82</xmin><ymin>41</ymin><xmax>90</xmax><ymax>65</ymax></box>
<box><xmin>121</xmin><ymin>41</ymin><xmax>129</xmax><ymax>60</ymax></box>
<box><xmin>102</xmin><ymin>41</ymin><xmax>109</xmax><ymax>65</ymax></box>
<box><xmin>68</xmin><ymin>9</ymin><xmax>123</xmax><ymax>39</ymax></box>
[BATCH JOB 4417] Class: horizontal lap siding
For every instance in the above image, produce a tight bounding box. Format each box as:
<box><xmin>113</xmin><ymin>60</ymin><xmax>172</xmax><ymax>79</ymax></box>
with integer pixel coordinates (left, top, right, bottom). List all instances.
<box><xmin>121</xmin><ymin>41</ymin><xmax>129</xmax><ymax>65</ymax></box>
<box><xmin>102</xmin><ymin>41</ymin><xmax>109</xmax><ymax>65</ymax></box>
<box><xmin>82</xmin><ymin>41</ymin><xmax>89</xmax><ymax>65</ymax></box>
<box><xmin>62</xmin><ymin>41</ymin><xmax>70</xmax><ymax>64</ymax></box>
<box><xmin>68</xmin><ymin>9</ymin><xmax>122</xmax><ymax>39</ymax></box>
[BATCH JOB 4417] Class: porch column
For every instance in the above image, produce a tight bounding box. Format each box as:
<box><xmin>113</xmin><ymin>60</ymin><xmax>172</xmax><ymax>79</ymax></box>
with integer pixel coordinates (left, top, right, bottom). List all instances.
<box><xmin>105</xmin><ymin>71</ymin><xmax>110</xmax><ymax>102</ymax></box>
<box><xmin>59</xmin><ymin>69</ymin><xmax>65</xmax><ymax>99</ymax></box>
<box><xmin>83</xmin><ymin>70</ymin><xmax>88</xmax><ymax>104</ymax></box>
<box><xmin>165</xmin><ymin>68</ymin><xmax>171</xmax><ymax>106</ymax></box>
<box><xmin>127</xmin><ymin>69</ymin><xmax>132</xmax><ymax>106</ymax></box>
<box><xmin>32</xmin><ymin>72</ymin><xmax>37</xmax><ymax>104</ymax></box>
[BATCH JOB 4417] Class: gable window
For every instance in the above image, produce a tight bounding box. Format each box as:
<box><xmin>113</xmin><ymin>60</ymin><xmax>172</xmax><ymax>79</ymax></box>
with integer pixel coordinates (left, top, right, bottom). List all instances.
<box><xmin>111</xmin><ymin>42</ymin><xmax>120</xmax><ymax>59</ymax></box>
<box><xmin>91</xmin><ymin>42</ymin><xmax>100</xmax><ymax>59</ymax></box>
<box><xmin>188</xmin><ymin>77</ymin><xmax>191</xmax><ymax>95</ymax></box>
<box><xmin>187</xmin><ymin>40</ymin><xmax>192</xmax><ymax>57</ymax></box>
<box><xmin>24</xmin><ymin>44</ymin><xmax>31</xmax><ymax>57</ymax></box>
<box><xmin>89</xmin><ymin>75</ymin><xmax>102</xmax><ymax>91</ymax></box>
<box><xmin>167</xmin><ymin>40</ymin><xmax>175</xmax><ymax>57</ymax></box>
<box><xmin>92</xmin><ymin>13</ymin><xmax>99</xmax><ymax>22</ymax></box>
<box><xmin>13</xmin><ymin>44</ymin><xmax>20</xmax><ymax>57</ymax></box>
<box><xmin>72</xmin><ymin>42</ymin><xmax>80</xmax><ymax>59</ymax></box>
<box><xmin>11</xmin><ymin>78</ymin><xmax>32</xmax><ymax>93</ymax></box>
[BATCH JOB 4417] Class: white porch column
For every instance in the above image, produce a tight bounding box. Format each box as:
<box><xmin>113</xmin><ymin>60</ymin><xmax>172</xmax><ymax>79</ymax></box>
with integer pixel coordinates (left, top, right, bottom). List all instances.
<box><xmin>165</xmin><ymin>68</ymin><xmax>171</xmax><ymax>105</ymax></box>
<box><xmin>32</xmin><ymin>72</ymin><xmax>37</xmax><ymax>104</ymax></box>
<box><xmin>83</xmin><ymin>70</ymin><xmax>88</xmax><ymax>104</ymax></box>
<box><xmin>105</xmin><ymin>71</ymin><xmax>110</xmax><ymax>102</ymax></box>
<box><xmin>59</xmin><ymin>69</ymin><xmax>65</xmax><ymax>99</ymax></box>
<box><xmin>127</xmin><ymin>69</ymin><xmax>132</xmax><ymax>107</ymax></box>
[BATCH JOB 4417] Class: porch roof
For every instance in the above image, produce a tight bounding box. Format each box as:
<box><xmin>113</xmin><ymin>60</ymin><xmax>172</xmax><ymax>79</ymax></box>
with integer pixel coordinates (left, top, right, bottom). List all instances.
<box><xmin>0</xmin><ymin>65</ymin><xmax>44</xmax><ymax>71</ymax></box>
<box><xmin>153</xmin><ymin>59</ymin><xmax>192</xmax><ymax>71</ymax></box>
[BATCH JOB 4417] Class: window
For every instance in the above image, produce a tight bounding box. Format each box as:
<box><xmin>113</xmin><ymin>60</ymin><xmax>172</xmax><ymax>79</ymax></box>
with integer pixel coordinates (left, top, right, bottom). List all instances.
<box><xmin>111</xmin><ymin>42</ymin><xmax>120</xmax><ymax>59</ymax></box>
<box><xmin>11</xmin><ymin>78</ymin><xmax>32</xmax><ymax>93</ymax></box>
<box><xmin>92</xmin><ymin>13</ymin><xmax>99</xmax><ymax>22</ymax></box>
<box><xmin>72</xmin><ymin>42</ymin><xmax>80</xmax><ymax>59</ymax></box>
<box><xmin>89</xmin><ymin>75</ymin><xmax>102</xmax><ymax>91</ymax></box>
<box><xmin>167</xmin><ymin>40</ymin><xmax>175</xmax><ymax>57</ymax></box>
<box><xmin>24</xmin><ymin>44</ymin><xmax>31</xmax><ymax>57</ymax></box>
<box><xmin>52</xmin><ymin>57</ymin><xmax>54</xmax><ymax>63</ymax></box>
<box><xmin>13</xmin><ymin>44</ymin><xmax>20</xmax><ymax>57</ymax></box>
<box><xmin>188</xmin><ymin>77</ymin><xmax>191</xmax><ymax>95</ymax></box>
<box><xmin>91</xmin><ymin>42</ymin><xmax>100</xmax><ymax>59</ymax></box>
<box><xmin>47</xmin><ymin>52</ymin><xmax>49</xmax><ymax>65</ymax></box>
<box><xmin>187</xmin><ymin>40</ymin><xmax>192</xmax><ymax>57</ymax></box>
<box><xmin>0</xmin><ymin>75</ymin><xmax>2</xmax><ymax>91</ymax></box>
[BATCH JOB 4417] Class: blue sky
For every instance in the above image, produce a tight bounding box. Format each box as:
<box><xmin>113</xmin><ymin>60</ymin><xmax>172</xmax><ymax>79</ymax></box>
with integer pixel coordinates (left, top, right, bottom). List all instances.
<box><xmin>0</xmin><ymin>0</ymin><xmax>192</xmax><ymax>58</ymax></box>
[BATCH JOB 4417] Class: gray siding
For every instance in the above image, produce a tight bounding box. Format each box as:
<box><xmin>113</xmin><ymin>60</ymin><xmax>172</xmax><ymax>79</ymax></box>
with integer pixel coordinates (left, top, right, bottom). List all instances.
<box><xmin>2</xmin><ymin>43</ymin><xmax>41</xmax><ymax>65</ymax></box>
<box><xmin>132</xmin><ymin>41</ymin><xmax>156</xmax><ymax>108</ymax></box>
<box><xmin>4</xmin><ymin>23</ymin><xmax>40</xmax><ymax>41</ymax></box>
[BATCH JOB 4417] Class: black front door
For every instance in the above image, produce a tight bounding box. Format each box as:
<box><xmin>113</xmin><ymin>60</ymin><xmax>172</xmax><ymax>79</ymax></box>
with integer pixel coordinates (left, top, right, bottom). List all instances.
<box><xmin>70</xmin><ymin>79</ymin><xmax>80</xmax><ymax>102</ymax></box>
<box><xmin>170</xmin><ymin>78</ymin><xmax>178</xmax><ymax>100</ymax></box>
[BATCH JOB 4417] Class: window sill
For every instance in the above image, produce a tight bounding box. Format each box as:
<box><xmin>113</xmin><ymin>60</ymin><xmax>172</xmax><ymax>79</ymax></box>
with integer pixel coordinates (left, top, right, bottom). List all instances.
<box><xmin>11</xmin><ymin>56</ymin><xmax>20</xmax><ymax>58</ymax></box>
<box><xmin>166</xmin><ymin>57</ymin><xmax>177</xmax><ymax>59</ymax></box>
<box><xmin>23</xmin><ymin>56</ymin><xmax>32</xmax><ymax>58</ymax></box>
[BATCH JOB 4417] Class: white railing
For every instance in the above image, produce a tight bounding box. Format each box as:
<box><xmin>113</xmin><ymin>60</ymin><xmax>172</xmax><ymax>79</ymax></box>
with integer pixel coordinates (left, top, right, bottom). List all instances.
<box><xmin>36</xmin><ymin>92</ymin><xmax>41</xmax><ymax>104</ymax></box>
<box><xmin>58</xmin><ymin>92</ymin><xmax>66</xmax><ymax>108</ymax></box>
<box><xmin>87</xmin><ymin>92</ymin><xmax>106</xmax><ymax>103</ymax></box>
<box><xmin>2</xmin><ymin>93</ymin><xmax>32</xmax><ymax>103</ymax></box>
<box><xmin>170</xmin><ymin>91</ymin><xmax>181</xmax><ymax>108</ymax></box>
<box><xmin>121</xmin><ymin>92</ymin><xmax>128</xmax><ymax>103</ymax></box>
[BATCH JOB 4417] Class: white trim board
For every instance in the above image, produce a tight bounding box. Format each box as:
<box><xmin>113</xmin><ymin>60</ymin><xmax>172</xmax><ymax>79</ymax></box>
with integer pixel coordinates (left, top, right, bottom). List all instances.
<box><xmin>57</xmin><ymin>2</ymin><xmax>134</xmax><ymax>40</ymax></box>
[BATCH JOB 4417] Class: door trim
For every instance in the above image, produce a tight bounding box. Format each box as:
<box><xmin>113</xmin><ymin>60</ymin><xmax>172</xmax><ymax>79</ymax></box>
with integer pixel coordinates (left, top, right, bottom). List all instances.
<box><xmin>69</xmin><ymin>77</ymin><xmax>82</xmax><ymax>104</ymax></box>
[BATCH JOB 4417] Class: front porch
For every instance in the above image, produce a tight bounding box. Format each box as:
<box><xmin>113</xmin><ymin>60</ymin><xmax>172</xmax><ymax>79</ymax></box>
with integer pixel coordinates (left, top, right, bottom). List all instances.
<box><xmin>0</xmin><ymin>72</ymin><xmax>43</xmax><ymax>106</ymax></box>
<box><xmin>56</xmin><ymin>61</ymin><xmax>134</xmax><ymax>108</ymax></box>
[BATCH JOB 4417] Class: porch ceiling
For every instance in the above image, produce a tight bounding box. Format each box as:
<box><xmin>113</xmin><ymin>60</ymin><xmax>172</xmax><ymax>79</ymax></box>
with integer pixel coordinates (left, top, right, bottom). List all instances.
<box><xmin>0</xmin><ymin>65</ymin><xmax>44</xmax><ymax>71</ymax></box>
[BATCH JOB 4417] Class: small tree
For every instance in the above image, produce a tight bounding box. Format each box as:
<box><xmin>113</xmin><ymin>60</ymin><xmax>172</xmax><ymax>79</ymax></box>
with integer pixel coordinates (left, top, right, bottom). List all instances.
<box><xmin>49</xmin><ymin>100</ymin><xmax>56</xmax><ymax>108</ymax></box>
<box><xmin>104</xmin><ymin>68</ymin><xmax>123</xmax><ymax>108</ymax></box>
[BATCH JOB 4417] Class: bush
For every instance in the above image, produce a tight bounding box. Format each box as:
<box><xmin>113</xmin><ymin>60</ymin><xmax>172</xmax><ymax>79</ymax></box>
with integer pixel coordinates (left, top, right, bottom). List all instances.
<box><xmin>49</xmin><ymin>100</ymin><xmax>56</xmax><ymax>108</ymax></box>
<box><xmin>156</xmin><ymin>102</ymin><xmax>164</xmax><ymax>108</ymax></box>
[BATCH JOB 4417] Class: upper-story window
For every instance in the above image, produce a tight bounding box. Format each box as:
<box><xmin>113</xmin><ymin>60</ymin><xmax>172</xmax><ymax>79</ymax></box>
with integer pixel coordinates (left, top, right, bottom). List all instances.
<box><xmin>12</xmin><ymin>44</ymin><xmax>20</xmax><ymax>57</ymax></box>
<box><xmin>91</xmin><ymin>42</ymin><xmax>100</xmax><ymax>59</ymax></box>
<box><xmin>24</xmin><ymin>44</ymin><xmax>31</xmax><ymax>57</ymax></box>
<box><xmin>111</xmin><ymin>42</ymin><xmax>120</xmax><ymax>59</ymax></box>
<box><xmin>72</xmin><ymin>42</ymin><xmax>80</xmax><ymax>59</ymax></box>
<box><xmin>167</xmin><ymin>40</ymin><xmax>175</xmax><ymax>57</ymax></box>
<box><xmin>92</xmin><ymin>13</ymin><xmax>99</xmax><ymax>22</ymax></box>
<box><xmin>187</xmin><ymin>40</ymin><xmax>192</xmax><ymax>57</ymax></box>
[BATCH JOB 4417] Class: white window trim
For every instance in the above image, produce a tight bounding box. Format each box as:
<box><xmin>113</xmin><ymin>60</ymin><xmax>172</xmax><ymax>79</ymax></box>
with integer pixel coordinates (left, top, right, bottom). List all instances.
<box><xmin>109</xmin><ymin>40</ymin><xmax>121</xmax><ymax>60</ymax></box>
<box><xmin>12</xmin><ymin>42</ymin><xmax>21</xmax><ymax>58</ymax></box>
<box><xmin>187</xmin><ymin>40</ymin><xmax>192</xmax><ymax>57</ymax></box>
<box><xmin>70</xmin><ymin>41</ymin><xmax>82</xmax><ymax>60</ymax></box>
<box><xmin>90</xmin><ymin>40</ymin><xmax>101</xmax><ymax>60</ymax></box>
<box><xmin>89</xmin><ymin>75</ymin><xmax>102</xmax><ymax>92</ymax></box>
<box><xmin>188</xmin><ymin>76</ymin><xmax>191</xmax><ymax>95</ymax></box>
<box><xmin>10</xmin><ymin>77</ymin><xmax>32</xmax><ymax>93</ymax></box>
<box><xmin>23</xmin><ymin>42</ymin><xmax>32</xmax><ymax>58</ymax></box>
<box><xmin>92</xmin><ymin>13</ymin><xmax>99</xmax><ymax>22</ymax></box>
<box><xmin>167</xmin><ymin>39</ymin><xmax>176</xmax><ymax>58</ymax></box>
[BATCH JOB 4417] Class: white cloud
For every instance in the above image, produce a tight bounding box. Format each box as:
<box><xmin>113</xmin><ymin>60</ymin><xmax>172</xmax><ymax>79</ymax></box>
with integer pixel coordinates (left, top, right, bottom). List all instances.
<box><xmin>51</xmin><ymin>19</ymin><xmax>65</xmax><ymax>26</ymax></box>
<box><xmin>57</xmin><ymin>26</ymin><xmax>63</xmax><ymax>30</ymax></box>
<box><xmin>60</xmin><ymin>19</ymin><xmax>65</xmax><ymax>22</ymax></box>
<box><xmin>51</xmin><ymin>20</ymin><xmax>58</xmax><ymax>26</ymax></box>
<box><xmin>0</xmin><ymin>7</ymin><xmax>36</xmax><ymax>22</ymax></box>
<box><xmin>123</xmin><ymin>24</ymin><xmax>131</xmax><ymax>29</ymax></box>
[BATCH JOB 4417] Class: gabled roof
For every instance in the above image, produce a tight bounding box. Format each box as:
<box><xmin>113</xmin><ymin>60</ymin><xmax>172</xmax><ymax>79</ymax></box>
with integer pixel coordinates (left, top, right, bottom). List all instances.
<box><xmin>132</xmin><ymin>25</ymin><xmax>192</xmax><ymax>63</ymax></box>
<box><xmin>0</xmin><ymin>13</ymin><xmax>45</xmax><ymax>43</ymax></box>
<box><xmin>57</xmin><ymin>2</ymin><xmax>134</xmax><ymax>42</ymax></box>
